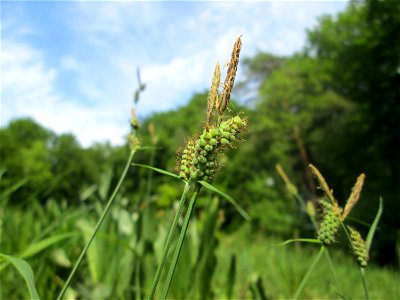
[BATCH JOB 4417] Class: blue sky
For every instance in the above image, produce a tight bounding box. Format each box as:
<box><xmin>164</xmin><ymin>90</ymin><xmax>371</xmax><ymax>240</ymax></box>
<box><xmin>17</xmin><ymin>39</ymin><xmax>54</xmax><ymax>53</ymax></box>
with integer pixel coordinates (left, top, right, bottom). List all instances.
<box><xmin>1</xmin><ymin>1</ymin><xmax>348</xmax><ymax>147</ymax></box>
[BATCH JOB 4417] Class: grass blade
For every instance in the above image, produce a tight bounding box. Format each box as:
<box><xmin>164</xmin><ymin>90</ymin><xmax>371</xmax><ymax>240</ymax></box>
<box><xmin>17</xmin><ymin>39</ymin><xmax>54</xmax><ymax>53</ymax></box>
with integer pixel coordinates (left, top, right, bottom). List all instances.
<box><xmin>57</xmin><ymin>150</ymin><xmax>136</xmax><ymax>300</ymax></box>
<box><xmin>147</xmin><ymin>181</ymin><xmax>191</xmax><ymax>300</ymax></box>
<box><xmin>366</xmin><ymin>197</ymin><xmax>383</xmax><ymax>253</ymax></box>
<box><xmin>226</xmin><ymin>255</ymin><xmax>236</xmax><ymax>299</ymax></box>
<box><xmin>20</xmin><ymin>233</ymin><xmax>77</xmax><ymax>259</ymax></box>
<box><xmin>198</xmin><ymin>180</ymin><xmax>250</xmax><ymax>221</ymax></box>
<box><xmin>270</xmin><ymin>238</ymin><xmax>322</xmax><ymax>248</ymax></box>
<box><xmin>293</xmin><ymin>246</ymin><xmax>325</xmax><ymax>299</ymax></box>
<box><xmin>0</xmin><ymin>253</ymin><xmax>41</xmax><ymax>300</ymax></box>
<box><xmin>160</xmin><ymin>184</ymin><xmax>201</xmax><ymax>299</ymax></box>
<box><xmin>132</xmin><ymin>163</ymin><xmax>180</xmax><ymax>179</ymax></box>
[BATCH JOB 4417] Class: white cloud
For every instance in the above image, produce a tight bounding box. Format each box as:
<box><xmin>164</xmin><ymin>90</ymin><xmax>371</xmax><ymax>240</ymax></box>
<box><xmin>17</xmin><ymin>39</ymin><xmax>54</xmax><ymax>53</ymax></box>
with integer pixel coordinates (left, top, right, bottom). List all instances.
<box><xmin>1</xmin><ymin>40</ymin><xmax>129</xmax><ymax>147</ymax></box>
<box><xmin>1</xmin><ymin>1</ymin><xmax>348</xmax><ymax>147</ymax></box>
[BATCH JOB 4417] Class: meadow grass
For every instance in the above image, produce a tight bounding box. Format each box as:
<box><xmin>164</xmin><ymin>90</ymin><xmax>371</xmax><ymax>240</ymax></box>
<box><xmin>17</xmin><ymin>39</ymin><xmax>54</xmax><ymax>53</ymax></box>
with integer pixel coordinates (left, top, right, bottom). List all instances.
<box><xmin>1</xmin><ymin>36</ymin><xmax>399</xmax><ymax>300</ymax></box>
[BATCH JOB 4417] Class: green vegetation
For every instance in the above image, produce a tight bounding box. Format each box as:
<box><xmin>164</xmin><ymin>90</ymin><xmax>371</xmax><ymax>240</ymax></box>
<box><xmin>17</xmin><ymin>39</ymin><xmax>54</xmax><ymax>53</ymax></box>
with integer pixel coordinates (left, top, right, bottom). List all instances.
<box><xmin>1</xmin><ymin>0</ymin><xmax>399</xmax><ymax>299</ymax></box>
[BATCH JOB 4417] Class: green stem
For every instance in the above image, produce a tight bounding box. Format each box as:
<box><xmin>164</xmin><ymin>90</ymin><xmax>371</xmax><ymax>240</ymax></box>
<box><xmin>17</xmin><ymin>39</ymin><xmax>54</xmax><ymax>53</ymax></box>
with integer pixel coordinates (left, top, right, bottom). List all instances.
<box><xmin>360</xmin><ymin>267</ymin><xmax>369</xmax><ymax>300</ymax></box>
<box><xmin>146</xmin><ymin>181</ymin><xmax>192</xmax><ymax>300</ymax></box>
<box><xmin>293</xmin><ymin>246</ymin><xmax>325</xmax><ymax>300</ymax></box>
<box><xmin>56</xmin><ymin>150</ymin><xmax>136</xmax><ymax>300</ymax></box>
<box><xmin>325</xmin><ymin>249</ymin><xmax>344</xmax><ymax>298</ymax></box>
<box><xmin>161</xmin><ymin>184</ymin><xmax>201</xmax><ymax>300</ymax></box>
<box><xmin>145</xmin><ymin>148</ymin><xmax>156</xmax><ymax>201</ymax></box>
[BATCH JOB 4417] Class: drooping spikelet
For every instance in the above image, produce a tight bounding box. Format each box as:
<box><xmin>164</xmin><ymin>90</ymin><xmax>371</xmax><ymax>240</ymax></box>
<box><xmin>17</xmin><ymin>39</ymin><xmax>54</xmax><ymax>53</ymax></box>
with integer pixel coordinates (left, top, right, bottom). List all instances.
<box><xmin>347</xmin><ymin>226</ymin><xmax>369</xmax><ymax>267</ymax></box>
<box><xmin>317</xmin><ymin>198</ymin><xmax>342</xmax><ymax>245</ymax></box>
<box><xmin>217</xmin><ymin>36</ymin><xmax>242</xmax><ymax>115</ymax></box>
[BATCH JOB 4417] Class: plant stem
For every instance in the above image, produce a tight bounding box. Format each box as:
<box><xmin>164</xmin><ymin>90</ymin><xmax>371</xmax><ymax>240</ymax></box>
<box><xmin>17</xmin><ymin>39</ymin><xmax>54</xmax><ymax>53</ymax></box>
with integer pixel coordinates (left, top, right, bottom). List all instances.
<box><xmin>146</xmin><ymin>181</ymin><xmax>192</xmax><ymax>300</ymax></box>
<box><xmin>360</xmin><ymin>267</ymin><xmax>369</xmax><ymax>300</ymax></box>
<box><xmin>325</xmin><ymin>249</ymin><xmax>344</xmax><ymax>298</ymax></box>
<box><xmin>160</xmin><ymin>184</ymin><xmax>201</xmax><ymax>300</ymax></box>
<box><xmin>56</xmin><ymin>150</ymin><xmax>136</xmax><ymax>300</ymax></box>
<box><xmin>293</xmin><ymin>246</ymin><xmax>325</xmax><ymax>300</ymax></box>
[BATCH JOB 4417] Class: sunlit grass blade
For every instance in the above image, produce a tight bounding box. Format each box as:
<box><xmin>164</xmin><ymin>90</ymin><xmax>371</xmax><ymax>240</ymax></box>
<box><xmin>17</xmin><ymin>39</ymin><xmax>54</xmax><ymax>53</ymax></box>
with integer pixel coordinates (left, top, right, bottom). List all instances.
<box><xmin>270</xmin><ymin>238</ymin><xmax>322</xmax><ymax>248</ymax></box>
<box><xmin>160</xmin><ymin>184</ymin><xmax>201</xmax><ymax>299</ymax></box>
<box><xmin>146</xmin><ymin>181</ymin><xmax>191</xmax><ymax>300</ymax></box>
<box><xmin>293</xmin><ymin>246</ymin><xmax>325</xmax><ymax>299</ymax></box>
<box><xmin>20</xmin><ymin>232</ymin><xmax>77</xmax><ymax>259</ymax></box>
<box><xmin>198</xmin><ymin>180</ymin><xmax>250</xmax><ymax>221</ymax></box>
<box><xmin>131</xmin><ymin>163</ymin><xmax>180</xmax><ymax>179</ymax></box>
<box><xmin>366</xmin><ymin>197</ymin><xmax>383</xmax><ymax>253</ymax></box>
<box><xmin>0</xmin><ymin>253</ymin><xmax>41</xmax><ymax>300</ymax></box>
<box><xmin>0</xmin><ymin>233</ymin><xmax>77</xmax><ymax>272</ymax></box>
<box><xmin>57</xmin><ymin>150</ymin><xmax>136</xmax><ymax>300</ymax></box>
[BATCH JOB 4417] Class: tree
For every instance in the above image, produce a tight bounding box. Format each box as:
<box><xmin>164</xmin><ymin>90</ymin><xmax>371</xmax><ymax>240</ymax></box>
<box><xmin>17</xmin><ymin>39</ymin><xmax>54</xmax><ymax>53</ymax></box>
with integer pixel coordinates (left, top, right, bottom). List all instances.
<box><xmin>306</xmin><ymin>0</ymin><xmax>400</xmax><ymax>264</ymax></box>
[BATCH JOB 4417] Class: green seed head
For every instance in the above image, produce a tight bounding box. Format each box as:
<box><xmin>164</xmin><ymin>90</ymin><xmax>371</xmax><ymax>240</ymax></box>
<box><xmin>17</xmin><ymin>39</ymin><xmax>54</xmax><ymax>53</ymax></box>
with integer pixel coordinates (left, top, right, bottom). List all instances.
<box><xmin>317</xmin><ymin>199</ymin><xmax>341</xmax><ymax>245</ymax></box>
<box><xmin>221</xmin><ymin>138</ymin><xmax>230</xmax><ymax>145</ymax></box>
<box><xmin>348</xmin><ymin>226</ymin><xmax>368</xmax><ymax>267</ymax></box>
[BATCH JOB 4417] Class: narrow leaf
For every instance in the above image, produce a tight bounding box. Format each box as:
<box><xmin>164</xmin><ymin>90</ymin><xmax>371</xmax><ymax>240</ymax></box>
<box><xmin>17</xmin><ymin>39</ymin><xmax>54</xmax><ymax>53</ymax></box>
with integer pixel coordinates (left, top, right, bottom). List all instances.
<box><xmin>0</xmin><ymin>253</ymin><xmax>41</xmax><ymax>300</ymax></box>
<box><xmin>365</xmin><ymin>197</ymin><xmax>383</xmax><ymax>253</ymax></box>
<box><xmin>20</xmin><ymin>232</ymin><xmax>77</xmax><ymax>259</ymax></box>
<box><xmin>198</xmin><ymin>181</ymin><xmax>250</xmax><ymax>221</ymax></box>
<box><xmin>131</xmin><ymin>163</ymin><xmax>180</xmax><ymax>179</ymax></box>
<box><xmin>271</xmin><ymin>238</ymin><xmax>322</xmax><ymax>248</ymax></box>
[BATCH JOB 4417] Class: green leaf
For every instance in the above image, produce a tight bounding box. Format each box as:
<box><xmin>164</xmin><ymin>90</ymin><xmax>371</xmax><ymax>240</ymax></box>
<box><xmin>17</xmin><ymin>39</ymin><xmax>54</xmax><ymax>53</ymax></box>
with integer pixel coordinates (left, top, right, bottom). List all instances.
<box><xmin>198</xmin><ymin>181</ymin><xmax>251</xmax><ymax>221</ymax></box>
<box><xmin>0</xmin><ymin>232</ymin><xmax>77</xmax><ymax>272</ymax></box>
<box><xmin>0</xmin><ymin>253</ymin><xmax>41</xmax><ymax>300</ymax></box>
<box><xmin>131</xmin><ymin>163</ymin><xmax>180</xmax><ymax>179</ymax></box>
<box><xmin>271</xmin><ymin>238</ymin><xmax>322</xmax><ymax>248</ymax></box>
<box><xmin>366</xmin><ymin>197</ymin><xmax>383</xmax><ymax>253</ymax></box>
<box><xmin>20</xmin><ymin>232</ymin><xmax>77</xmax><ymax>259</ymax></box>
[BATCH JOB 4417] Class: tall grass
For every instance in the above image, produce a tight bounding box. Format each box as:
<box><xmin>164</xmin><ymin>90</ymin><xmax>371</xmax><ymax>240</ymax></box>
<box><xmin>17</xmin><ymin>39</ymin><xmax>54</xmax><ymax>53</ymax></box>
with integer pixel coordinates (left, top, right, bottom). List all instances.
<box><xmin>1</xmin><ymin>37</ymin><xmax>399</xmax><ymax>300</ymax></box>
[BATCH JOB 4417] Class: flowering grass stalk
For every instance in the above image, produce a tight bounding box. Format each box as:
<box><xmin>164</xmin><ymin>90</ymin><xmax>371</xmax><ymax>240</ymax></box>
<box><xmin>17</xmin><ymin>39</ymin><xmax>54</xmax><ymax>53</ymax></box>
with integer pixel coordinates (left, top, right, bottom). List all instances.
<box><xmin>56</xmin><ymin>149</ymin><xmax>136</xmax><ymax>300</ymax></box>
<box><xmin>160</xmin><ymin>183</ymin><xmax>202</xmax><ymax>299</ymax></box>
<box><xmin>57</xmin><ymin>100</ymin><xmax>142</xmax><ymax>300</ymax></box>
<box><xmin>147</xmin><ymin>36</ymin><xmax>248</xmax><ymax>299</ymax></box>
<box><xmin>146</xmin><ymin>181</ymin><xmax>191</xmax><ymax>300</ymax></box>
<box><xmin>289</xmin><ymin>164</ymin><xmax>382</xmax><ymax>299</ymax></box>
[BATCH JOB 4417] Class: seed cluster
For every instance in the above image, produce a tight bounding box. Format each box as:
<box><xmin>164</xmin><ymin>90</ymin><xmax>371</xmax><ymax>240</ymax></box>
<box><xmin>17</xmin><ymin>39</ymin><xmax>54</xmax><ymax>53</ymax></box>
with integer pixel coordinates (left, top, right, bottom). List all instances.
<box><xmin>178</xmin><ymin>115</ymin><xmax>247</xmax><ymax>183</ymax></box>
<box><xmin>317</xmin><ymin>200</ymin><xmax>342</xmax><ymax>245</ymax></box>
<box><xmin>348</xmin><ymin>226</ymin><xmax>368</xmax><ymax>267</ymax></box>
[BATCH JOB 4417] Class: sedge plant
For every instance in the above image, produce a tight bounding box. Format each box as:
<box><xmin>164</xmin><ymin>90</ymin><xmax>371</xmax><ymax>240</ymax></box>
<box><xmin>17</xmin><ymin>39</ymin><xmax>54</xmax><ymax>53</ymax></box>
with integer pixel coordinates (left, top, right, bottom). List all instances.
<box><xmin>146</xmin><ymin>36</ymin><xmax>250</xmax><ymax>300</ymax></box>
<box><xmin>281</xmin><ymin>164</ymin><xmax>383</xmax><ymax>299</ymax></box>
<box><xmin>56</xmin><ymin>89</ymin><xmax>143</xmax><ymax>300</ymax></box>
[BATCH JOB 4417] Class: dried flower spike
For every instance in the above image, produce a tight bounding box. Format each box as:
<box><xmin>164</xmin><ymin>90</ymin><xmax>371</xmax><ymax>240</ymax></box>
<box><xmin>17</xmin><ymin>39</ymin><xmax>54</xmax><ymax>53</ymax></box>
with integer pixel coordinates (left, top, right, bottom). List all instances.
<box><xmin>218</xmin><ymin>36</ymin><xmax>242</xmax><ymax>115</ymax></box>
<box><xmin>207</xmin><ymin>63</ymin><xmax>221</xmax><ymax>127</ymax></box>
<box><xmin>309</xmin><ymin>164</ymin><xmax>335</xmax><ymax>205</ymax></box>
<box><xmin>342</xmin><ymin>174</ymin><xmax>365</xmax><ymax>221</ymax></box>
<box><xmin>276</xmin><ymin>164</ymin><xmax>298</xmax><ymax>196</ymax></box>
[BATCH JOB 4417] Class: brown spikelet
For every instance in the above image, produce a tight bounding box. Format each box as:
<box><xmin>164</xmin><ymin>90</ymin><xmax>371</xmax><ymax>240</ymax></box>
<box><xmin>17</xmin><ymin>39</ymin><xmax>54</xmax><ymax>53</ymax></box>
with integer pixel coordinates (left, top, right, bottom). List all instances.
<box><xmin>148</xmin><ymin>122</ymin><xmax>158</xmax><ymax>145</ymax></box>
<box><xmin>218</xmin><ymin>36</ymin><xmax>242</xmax><ymax>115</ymax></box>
<box><xmin>341</xmin><ymin>173</ymin><xmax>365</xmax><ymax>221</ymax></box>
<box><xmin>130</xmin><ymin>107</ymin><xmax>140</xmax><ymax>130</ymax></box>
<box><xmin>207</xmin><ymin>63</ymin><xmax>220</xmax><ymax>126</ymax></box>
<box><xmin>276</xmin><ymin>164</ymin><xmax>297</xmax><ymax>196</ymax></box>
<box><xmin>309</xmin><ymin>164</ymin><xmax>335</xmax><ymax>205</ymax></box>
